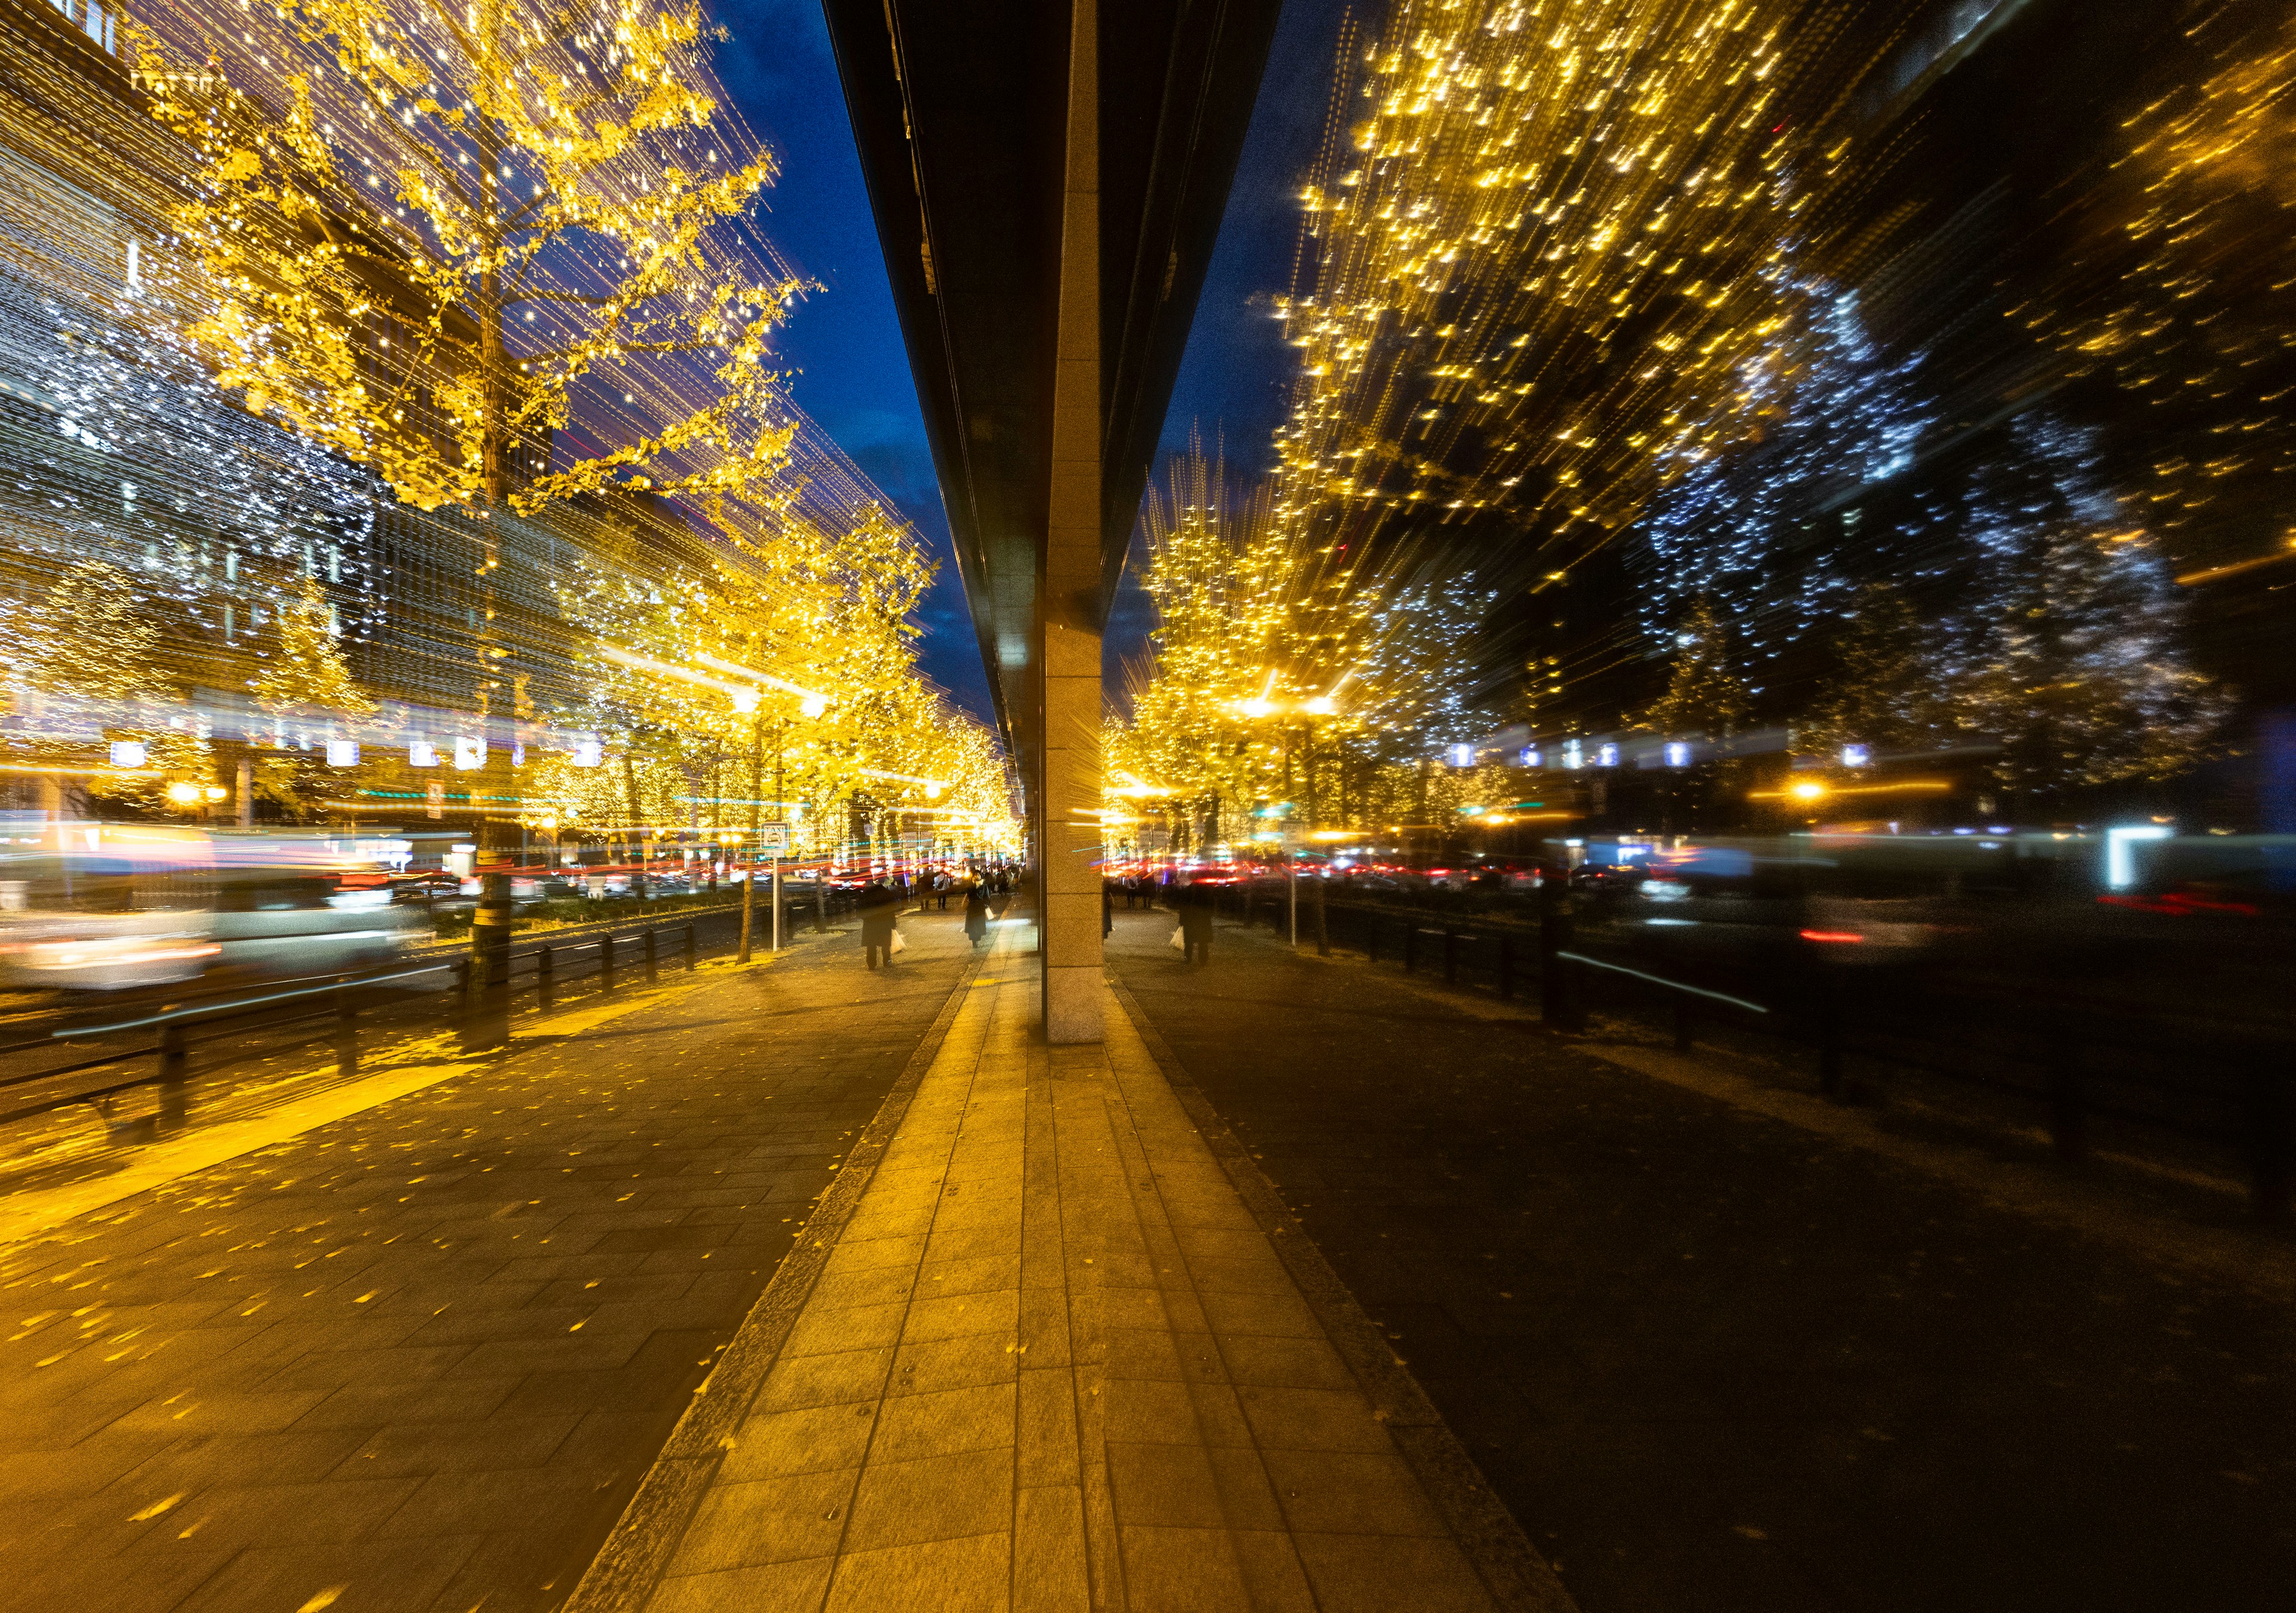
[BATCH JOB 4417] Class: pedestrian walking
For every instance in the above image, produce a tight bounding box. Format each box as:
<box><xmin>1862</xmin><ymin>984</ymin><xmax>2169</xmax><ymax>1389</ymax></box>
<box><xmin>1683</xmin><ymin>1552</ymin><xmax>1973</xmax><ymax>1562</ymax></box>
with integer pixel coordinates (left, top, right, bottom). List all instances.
<box><xmin>964</xmin><ymin>880</ymin><xmax>990</xmax><ymax>949</ymax></box>
<box><xmin>1177</xmin><ymin>876</ymin><xmax>1214</xmax><ymax>966</ymax></box>
<box><xmin>859</xmin><ymin>880</ymin><xmax>900</xmax><ymax>969</ymax></box>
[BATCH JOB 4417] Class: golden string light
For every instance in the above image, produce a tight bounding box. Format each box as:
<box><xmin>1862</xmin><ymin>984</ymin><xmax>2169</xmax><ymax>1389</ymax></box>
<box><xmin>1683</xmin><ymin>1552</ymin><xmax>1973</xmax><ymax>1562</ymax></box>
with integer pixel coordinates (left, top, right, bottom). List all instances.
<box><xmin>1269</xmin><ymin>0</ymin><xmax>1875</xmax><ymax>569</ymax></box>
<box><xmin>0</xmin><ymin>2</ymin><xmax>1021</xmax><ymax>848</ymax></box>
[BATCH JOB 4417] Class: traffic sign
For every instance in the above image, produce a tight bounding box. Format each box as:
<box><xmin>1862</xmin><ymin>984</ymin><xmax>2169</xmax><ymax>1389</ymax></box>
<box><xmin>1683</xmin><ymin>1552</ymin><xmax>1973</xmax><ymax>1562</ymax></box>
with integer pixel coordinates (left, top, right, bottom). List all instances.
<box><xmin>759</xmin><ymin>822</ymin><xmax>791</xmax><ymax>853</ymax></box>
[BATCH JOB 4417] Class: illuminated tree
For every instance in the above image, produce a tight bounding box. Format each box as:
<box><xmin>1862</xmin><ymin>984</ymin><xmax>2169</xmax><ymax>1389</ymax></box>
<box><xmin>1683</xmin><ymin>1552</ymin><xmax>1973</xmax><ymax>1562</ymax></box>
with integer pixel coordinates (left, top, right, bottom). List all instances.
<box><xmin>255</xmin><ymin>574</ymin><xmax>375</xmax><ymax>716</ymax></box>
<box><xmin>1</xmin><ymin>560</ymin><xmax>210</xmax><ymax>812</ymax></box>
<box><xmin>1634</xmin><ymin>280</ymin><xmax>1929</xmax><ymax>667</ymax></box>
<box><xmin>521</xmin><ymin>493</ymin><xmax>1015</xmax><ymax>862</ymax></box>
<box><xmin>242</xmin><ymin>574</ymin><xmax>375</xmax><ymax>817</ymax></box>
<box><xmin>1950</xmin><ymin>419</ymin><xmax>2231</xmax><ymax>795</ymax></box>
<box><xmin>1797</xmin><ymin>583</ymin><xmax>1953</xmax><ymax>759</ymax></box>
<box><xmin>1641</xmin><ymin>597</ymin><xmax>1750</xmax><ymax>743</ymax></box>
<box><xmin>2033</xmin><ymin>1</ymin><xmax>2296</xmax><ymax>576</ymax></box>
<box><xmin>1269</xmin><ymin>0</ymin><xmax>1872</xmax><ymax>578</ymax></box>
<box><xmin>20</xmin><ymin>561</ymin><xmax>161</xmax><ymax>703</ymax></box>
<box><xmin>140</xmin><ymin>0</ymin><xmax>804</xmax><ymax>514</ymax></box>
<box><xmin>1111</xmin><ymin>446</ymin><xmax>1494</xmax><ymax>845</ymax></box>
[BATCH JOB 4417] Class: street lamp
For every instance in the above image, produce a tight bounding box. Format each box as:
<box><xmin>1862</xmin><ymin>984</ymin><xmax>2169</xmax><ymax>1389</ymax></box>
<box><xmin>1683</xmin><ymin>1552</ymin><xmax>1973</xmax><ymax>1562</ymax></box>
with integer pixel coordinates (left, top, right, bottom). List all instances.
<box><xmin>740</xmin><ymin>687</ymin><xmax>833</xmax><ymax>963</ymax></box>
<box><xmin>1224</xmin><ymin>672</ymin><xmax>1348</xmax><ymax>843</ymax></box>
<box><xmin>600</xmin><ymin>645</ymin><xmax>832</xmax><ymax>962</ymax></box>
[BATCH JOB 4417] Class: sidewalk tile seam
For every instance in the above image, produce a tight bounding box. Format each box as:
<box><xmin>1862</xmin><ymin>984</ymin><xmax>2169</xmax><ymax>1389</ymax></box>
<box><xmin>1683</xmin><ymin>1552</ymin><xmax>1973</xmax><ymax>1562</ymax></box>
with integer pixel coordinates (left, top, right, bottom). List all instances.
<box><xmin>557</xmin><ymin>945</ymin><xmax>989</xmax><ymax>1613</ymax></box>
<box><xmin>1106</xmin><ymin>965</ymin><xmax>1576</xmax><ymax>1613</ymax></box>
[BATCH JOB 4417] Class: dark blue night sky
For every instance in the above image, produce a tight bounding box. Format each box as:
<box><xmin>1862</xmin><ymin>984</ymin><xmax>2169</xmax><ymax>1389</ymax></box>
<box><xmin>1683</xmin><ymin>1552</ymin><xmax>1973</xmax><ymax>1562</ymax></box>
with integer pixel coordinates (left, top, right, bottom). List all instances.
<box><xmin>712</xmin><ymin>0</ymin><xmax>1355</xmax><ymax>726</ymax></box>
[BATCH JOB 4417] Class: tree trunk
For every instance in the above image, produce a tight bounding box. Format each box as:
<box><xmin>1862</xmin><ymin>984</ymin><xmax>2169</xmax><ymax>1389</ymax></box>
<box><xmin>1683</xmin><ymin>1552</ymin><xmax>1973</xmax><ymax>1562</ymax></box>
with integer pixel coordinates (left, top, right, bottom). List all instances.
<box><xmin>476</xmin><ymin>0</ymin><xmax>509</xmax><ymax>510</ymax></box>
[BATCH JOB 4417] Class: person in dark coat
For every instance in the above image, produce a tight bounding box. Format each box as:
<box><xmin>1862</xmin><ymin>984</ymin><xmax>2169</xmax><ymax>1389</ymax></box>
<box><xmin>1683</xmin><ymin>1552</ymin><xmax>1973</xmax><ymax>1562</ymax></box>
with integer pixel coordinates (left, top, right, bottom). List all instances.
<box><xmin>859</xmin><ymin>880</ymin><xmax>900</xmax><ymax>968</ymax></box>
<box><xmin>1177</xmin><ymin>876</ymin><xmax>1214</xmax><ymax>966</ymax></box>
<box><xmin>963</xmin><ymin>880</ymin><xmax>990</xmax><ymax>949</ymax></box>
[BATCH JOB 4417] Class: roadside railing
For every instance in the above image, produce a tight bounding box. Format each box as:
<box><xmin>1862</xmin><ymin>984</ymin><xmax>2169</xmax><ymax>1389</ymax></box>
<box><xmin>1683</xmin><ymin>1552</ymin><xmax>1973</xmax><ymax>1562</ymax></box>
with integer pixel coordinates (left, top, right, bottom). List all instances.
<box><xmin>1193</xmin><ymin>879</ymin><xmax>2296</xmax><ymax>1221</ymax></box>
<box><xmin>409</xmin><ymin>885</ymin><xmax>851</xmax><ymax>955</ymax></box>
<box><xmin>0</xmin><ymin>907</ymin><xmax>771</xmax><ymax>1142</ymax></box>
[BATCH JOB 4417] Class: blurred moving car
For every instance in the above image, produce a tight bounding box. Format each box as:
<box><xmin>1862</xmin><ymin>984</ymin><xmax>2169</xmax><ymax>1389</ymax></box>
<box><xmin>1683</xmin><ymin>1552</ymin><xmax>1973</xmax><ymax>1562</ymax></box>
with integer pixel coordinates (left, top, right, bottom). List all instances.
<box><xmin>0</xmin><ymin>824</ymin><xmax>419</xmax><ymax>991</ymax></box>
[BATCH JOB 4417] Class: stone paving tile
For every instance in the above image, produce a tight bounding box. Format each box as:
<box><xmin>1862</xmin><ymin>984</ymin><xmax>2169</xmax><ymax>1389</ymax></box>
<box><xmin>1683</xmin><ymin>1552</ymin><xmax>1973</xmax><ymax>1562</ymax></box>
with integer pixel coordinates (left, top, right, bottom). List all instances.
<box><xmin>0</xmin><ymin>921</ymin><xmax>977</xmax><ymax>1613</ymax></box>
<box><xmin>615</xmin><ymin>937</ymin><xmax>1500</xmax><ymax>1613</ymax></box>
<box><xmin>668</xmin><ymin>1469</ymin><xmax>859</xmax><ymax>1574</ymax></box>
<box><xmin>821</xmin><ymin>1530</ymin><xmax>1009</xmax><ymax>1613</ymax></box>
<box><xmin>649</xmin><ymin>1556</ymin><xmax>836</xmax><ymax>1613</ymax></box>
<box><xmin>172</xmin><ymin>1535</ymin><xmax>483</xmax><ymax>1613</ymax></box>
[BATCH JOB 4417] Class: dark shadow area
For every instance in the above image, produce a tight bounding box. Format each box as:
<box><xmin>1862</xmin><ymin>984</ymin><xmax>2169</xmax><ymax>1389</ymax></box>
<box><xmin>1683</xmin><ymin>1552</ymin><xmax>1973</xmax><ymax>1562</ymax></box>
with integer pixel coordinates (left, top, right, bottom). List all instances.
<box><xmin>1109</xmin><ymin>909</ymin><xmax>2295</xmax><ymax>1613</ymax></box>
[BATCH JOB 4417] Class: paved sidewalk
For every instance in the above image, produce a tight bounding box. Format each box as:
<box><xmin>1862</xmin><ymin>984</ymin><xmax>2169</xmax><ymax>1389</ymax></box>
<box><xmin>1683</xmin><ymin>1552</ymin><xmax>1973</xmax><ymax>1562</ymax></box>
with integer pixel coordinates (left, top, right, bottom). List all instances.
<box><xmin>0</xmin><ymin>919</ymin><xmax>976</xmax><ymax>1613</ymax></box>
<box><xmin>1109</xmin><ymin>912</ymin><xmax>2296</xmax><ymax>1613</ymax></box>
<box><xmin>576</xmin><ymin>930</ymin><xmax>1559</xmax><ymax>1613</ymax></box>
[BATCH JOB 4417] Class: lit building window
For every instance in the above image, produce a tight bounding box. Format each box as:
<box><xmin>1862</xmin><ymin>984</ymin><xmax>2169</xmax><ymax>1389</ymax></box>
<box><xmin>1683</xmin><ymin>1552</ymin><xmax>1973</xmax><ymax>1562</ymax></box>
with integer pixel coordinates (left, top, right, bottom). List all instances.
<box><xmin>50</xmin><ymin>0</ymin><xmax>118</xmax><ymax>54</ymax></box>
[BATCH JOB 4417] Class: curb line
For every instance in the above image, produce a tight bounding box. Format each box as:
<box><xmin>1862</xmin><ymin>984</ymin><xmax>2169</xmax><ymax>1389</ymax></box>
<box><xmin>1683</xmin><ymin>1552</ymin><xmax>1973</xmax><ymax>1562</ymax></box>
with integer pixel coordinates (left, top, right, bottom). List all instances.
<box><xmin>561</xmin><ymin>943</ymin><xmax>990</xmax><ymax>1613</ymax></box>
<box><xmin>1107</xmin><ymin>968</ymin><xmax>1581</xmax><ymax>1613</ymax></box>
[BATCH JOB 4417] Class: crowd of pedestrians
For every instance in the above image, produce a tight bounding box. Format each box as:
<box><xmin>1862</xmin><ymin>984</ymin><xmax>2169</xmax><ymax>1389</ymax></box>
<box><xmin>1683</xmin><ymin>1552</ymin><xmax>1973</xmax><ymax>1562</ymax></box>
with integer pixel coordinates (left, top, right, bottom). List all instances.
<box><xmin>853</xmin><ymin>864</ymin><xmax>1018</xmax><ymax>967</ymax></box>
<box><xmin>851</xmin><ymin>863</ymin><xmax>1225</xmax><ymax>971</ymax></box>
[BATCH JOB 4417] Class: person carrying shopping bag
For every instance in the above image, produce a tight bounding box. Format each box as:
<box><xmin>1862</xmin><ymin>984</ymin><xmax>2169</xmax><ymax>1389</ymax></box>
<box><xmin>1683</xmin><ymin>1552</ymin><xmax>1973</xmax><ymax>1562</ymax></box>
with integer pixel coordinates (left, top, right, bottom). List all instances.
<box><xmin>1176</xmin><ymin>875</ymin><xmax>1214</xmax><ymax>966</ymax></box>
<box><xmin>859</xmin><ymin>880</ymin><xmax>900</xmax><ymax>968</ymax></box>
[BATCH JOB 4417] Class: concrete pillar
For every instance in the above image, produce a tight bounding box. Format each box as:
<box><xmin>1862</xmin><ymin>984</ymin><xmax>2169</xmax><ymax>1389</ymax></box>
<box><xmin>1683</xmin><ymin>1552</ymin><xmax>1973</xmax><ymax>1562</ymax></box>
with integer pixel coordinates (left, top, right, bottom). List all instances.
<box><xmin>236</xmin><ymin>755</ymin><xmax>254</xmax><ymax>828</ymax></box>
<box><xmin>1040</xmin><ymin>0</ymin><xmax>1103</xmax><ymax>1043</ymax></box>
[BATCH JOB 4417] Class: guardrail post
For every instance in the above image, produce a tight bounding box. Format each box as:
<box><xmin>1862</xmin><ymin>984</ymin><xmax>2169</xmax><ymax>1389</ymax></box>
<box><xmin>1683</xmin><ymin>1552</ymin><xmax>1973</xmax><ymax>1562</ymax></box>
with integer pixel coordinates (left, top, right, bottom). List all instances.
<box><xmin>684</xmin><ymin>922</ymin><xmax>697</xmax><ymax>972</ymax></box>
<box><xmin>464</xmin><ymin>872</ymin><xmax>514</xmax><ymax>1052</ymax></box>
<box><xmin>334</xmin><ymin>985</ymin><xmax>358</xmax><ymax>1078</ymax></box>
<box><xmin>1442</xmin><ymin>928</ymin><xmax>1458</xmax><ymax>985</ymax></box>
<box><xmin>536</xmin><ymin>944</ymin><xmax>555</xmax><ymax>1013</ymax></box>
<box><xmin>2248</xmin><ymin>1067</ymin><xmax>2292</xmax><ymax>1222</ymax></box>
<box><xmin>600</xmin><ymin>932</ymin><xmax>616</xmax><ymax>993</ymax></box>
<box><xmin>643</xmin><ymin>928</ymin><xmax>658</xmax><ymax>985</ymax></box>
<box><xmin>1538</xmin><ymin>882</ymin><xmax>1571</xmax><ymax>1026</ymax></box>
<box><xmin>1497</xmin><ymin>934</ymin><xmax>1515</xmax><ymax>1001</ymax></box>
<box><xmin>1818</xmin><ymin>990</ymin><xmax>1845</xmax><ymax>1099</ymax></box>
<box><xmin>158</xmin><ymin>1022</ymin><xmax>188</xmax><ymax>1132</ymax></box>
<box><xmin>2048</xmin><ymin>1053</ymin><xmax>2088</xmax><ymax>1163</ymax></box>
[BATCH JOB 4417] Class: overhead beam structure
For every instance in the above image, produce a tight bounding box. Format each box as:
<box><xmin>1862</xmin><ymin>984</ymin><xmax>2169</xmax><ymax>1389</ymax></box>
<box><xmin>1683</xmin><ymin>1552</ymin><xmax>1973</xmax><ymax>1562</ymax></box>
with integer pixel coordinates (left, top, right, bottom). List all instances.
<box><xmin>823</xmin><ymin>0</ymin><xmax>1280</xmax><ymax>1040</ymax></box>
